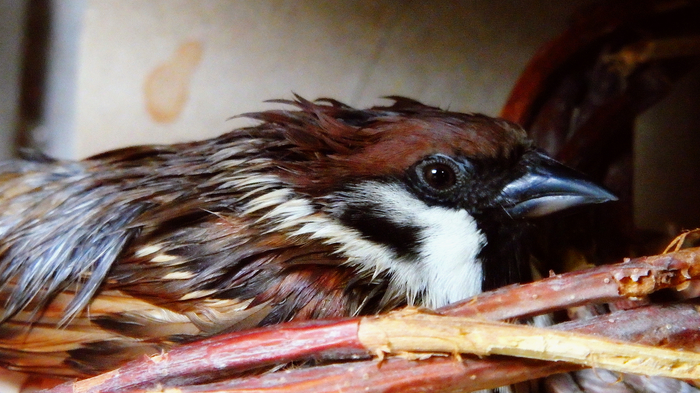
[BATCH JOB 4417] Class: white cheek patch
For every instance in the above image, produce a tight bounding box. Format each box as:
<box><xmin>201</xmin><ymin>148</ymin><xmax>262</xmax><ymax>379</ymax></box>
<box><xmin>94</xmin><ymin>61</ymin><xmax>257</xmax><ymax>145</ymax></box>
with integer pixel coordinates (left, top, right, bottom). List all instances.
<box><xmin>413</xmin><ymin>205</ymin><xmax>486</xmax><ymax>308</ymax></box>
<box><xmin>342</xmin><ymin>182</ymin><xmax>487</xmax><ymax>309</ymax></box>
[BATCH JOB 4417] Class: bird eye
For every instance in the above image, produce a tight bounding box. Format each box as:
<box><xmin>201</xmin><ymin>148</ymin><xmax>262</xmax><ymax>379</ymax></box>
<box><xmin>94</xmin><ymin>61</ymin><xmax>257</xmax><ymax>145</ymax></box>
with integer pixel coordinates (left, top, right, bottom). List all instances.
<box><xmin>412</xmin><ymin>155</ymin><xmax>469</xmax><ymax>199</ymax></box>
<box><xmin>422</xmin><ymin>163</ymin><xmax>456</xmax><ymax>190</ymax></box>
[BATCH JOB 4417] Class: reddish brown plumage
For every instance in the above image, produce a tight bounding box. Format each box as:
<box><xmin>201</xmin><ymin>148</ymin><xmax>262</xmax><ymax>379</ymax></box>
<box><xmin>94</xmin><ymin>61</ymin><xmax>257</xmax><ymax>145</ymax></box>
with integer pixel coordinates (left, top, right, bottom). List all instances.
<box><xmin>253</xmin><ymin>98</ymin><xmax>531</xmax><ymax>195</ymax></box>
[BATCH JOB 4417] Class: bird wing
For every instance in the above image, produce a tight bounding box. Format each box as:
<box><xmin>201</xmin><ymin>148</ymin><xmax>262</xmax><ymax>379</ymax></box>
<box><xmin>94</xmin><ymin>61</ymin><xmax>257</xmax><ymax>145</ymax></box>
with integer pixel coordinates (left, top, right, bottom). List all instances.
<box><xmin>0</xmin><ymin>153</ymin><xmax>381</xmax><ymax>376</ymax></box>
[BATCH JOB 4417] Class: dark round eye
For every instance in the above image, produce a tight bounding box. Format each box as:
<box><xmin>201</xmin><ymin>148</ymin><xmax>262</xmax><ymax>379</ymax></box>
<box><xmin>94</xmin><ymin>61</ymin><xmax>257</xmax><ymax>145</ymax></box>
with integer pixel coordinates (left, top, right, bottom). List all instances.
<box><xmin>422</xmin><ymin>163</ymin><xmax>456</xmax><ymax>190</ymax></box>
<box><xmin>413</xmin><ymin>154</ymin><xmax>470</xmax><ymax>199</ymax></box>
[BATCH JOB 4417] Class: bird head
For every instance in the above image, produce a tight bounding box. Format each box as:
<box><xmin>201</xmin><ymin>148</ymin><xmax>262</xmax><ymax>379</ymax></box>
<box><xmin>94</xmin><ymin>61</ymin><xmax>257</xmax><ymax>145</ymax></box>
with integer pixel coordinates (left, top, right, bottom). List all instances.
<box><xmin>229</xmin><ymin>96</ymin><xmax>617</xmax><ymax>310</ymax></box>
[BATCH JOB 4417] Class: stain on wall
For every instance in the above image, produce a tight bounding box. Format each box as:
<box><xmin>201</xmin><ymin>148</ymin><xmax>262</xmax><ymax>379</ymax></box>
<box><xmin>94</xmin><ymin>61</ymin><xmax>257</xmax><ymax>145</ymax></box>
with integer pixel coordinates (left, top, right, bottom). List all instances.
<box><xmin>144</xmin><ymin>40</ymin><xmax>203</xmax><ymax>123</ymax></box>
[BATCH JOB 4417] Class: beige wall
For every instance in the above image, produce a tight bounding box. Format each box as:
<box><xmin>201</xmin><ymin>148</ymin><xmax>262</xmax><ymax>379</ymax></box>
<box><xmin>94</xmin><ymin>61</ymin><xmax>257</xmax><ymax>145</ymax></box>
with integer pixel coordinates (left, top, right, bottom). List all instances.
<box><xmin>42</xmin><ymin>0</ymin><xmax>590</xmax><ymax>158</ymax></box>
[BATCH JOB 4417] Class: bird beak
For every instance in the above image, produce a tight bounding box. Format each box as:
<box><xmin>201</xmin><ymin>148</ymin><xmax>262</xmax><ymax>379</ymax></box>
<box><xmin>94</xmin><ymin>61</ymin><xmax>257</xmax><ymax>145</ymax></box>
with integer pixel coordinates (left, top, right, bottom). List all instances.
<box><xmin>496</xmin><ymin>151</ymin><xmax>618</xmax><ymax>218</ymax></box>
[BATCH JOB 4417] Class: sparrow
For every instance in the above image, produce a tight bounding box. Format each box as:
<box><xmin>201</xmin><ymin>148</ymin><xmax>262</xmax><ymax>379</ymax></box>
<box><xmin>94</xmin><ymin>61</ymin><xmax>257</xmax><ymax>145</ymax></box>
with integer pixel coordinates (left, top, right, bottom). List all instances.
<box><xmin>0</xmin><ymin>96</ymin><xmax>615</xmax><ymax>377</ymax></box>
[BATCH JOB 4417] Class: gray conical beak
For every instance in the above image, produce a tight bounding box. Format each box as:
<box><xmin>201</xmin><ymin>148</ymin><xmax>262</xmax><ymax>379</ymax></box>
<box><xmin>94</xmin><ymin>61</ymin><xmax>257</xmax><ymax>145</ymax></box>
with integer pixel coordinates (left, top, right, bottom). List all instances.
<box><xmin>496</xmin><ymin>151</ymin><xmax>617</xmax><ymax>218</ymax></box>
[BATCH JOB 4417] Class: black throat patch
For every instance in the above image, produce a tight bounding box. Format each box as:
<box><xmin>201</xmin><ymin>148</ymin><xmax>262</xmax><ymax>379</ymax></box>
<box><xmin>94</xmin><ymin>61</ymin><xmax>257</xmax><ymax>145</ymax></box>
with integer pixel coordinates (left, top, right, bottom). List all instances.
<box><xmin>476</xmin><ymin>216</ymin><xmax>531</xmax><ymax>292</ymax></box>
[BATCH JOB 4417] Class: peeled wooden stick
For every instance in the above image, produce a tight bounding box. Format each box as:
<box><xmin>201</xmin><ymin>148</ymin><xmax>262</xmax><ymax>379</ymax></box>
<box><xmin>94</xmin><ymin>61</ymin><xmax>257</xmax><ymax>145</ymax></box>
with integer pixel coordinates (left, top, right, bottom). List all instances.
<box><xmin>359</xmin><ymin>308</ymin><xmax>700</xmax><ymax>380</ymax></box>
<box><xmin>127</xmin><ymin>303</ymin><xmax>700</xmax><ymax>393</ymax></box>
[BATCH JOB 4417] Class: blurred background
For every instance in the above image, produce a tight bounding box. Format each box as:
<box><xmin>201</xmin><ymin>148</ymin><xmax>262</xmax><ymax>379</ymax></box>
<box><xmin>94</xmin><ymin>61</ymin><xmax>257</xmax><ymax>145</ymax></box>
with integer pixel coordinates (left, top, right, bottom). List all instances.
<box><xmin>0</xmin><ymin>0</ymin><xmax>699</xmax><ymax>233</ymax></box>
